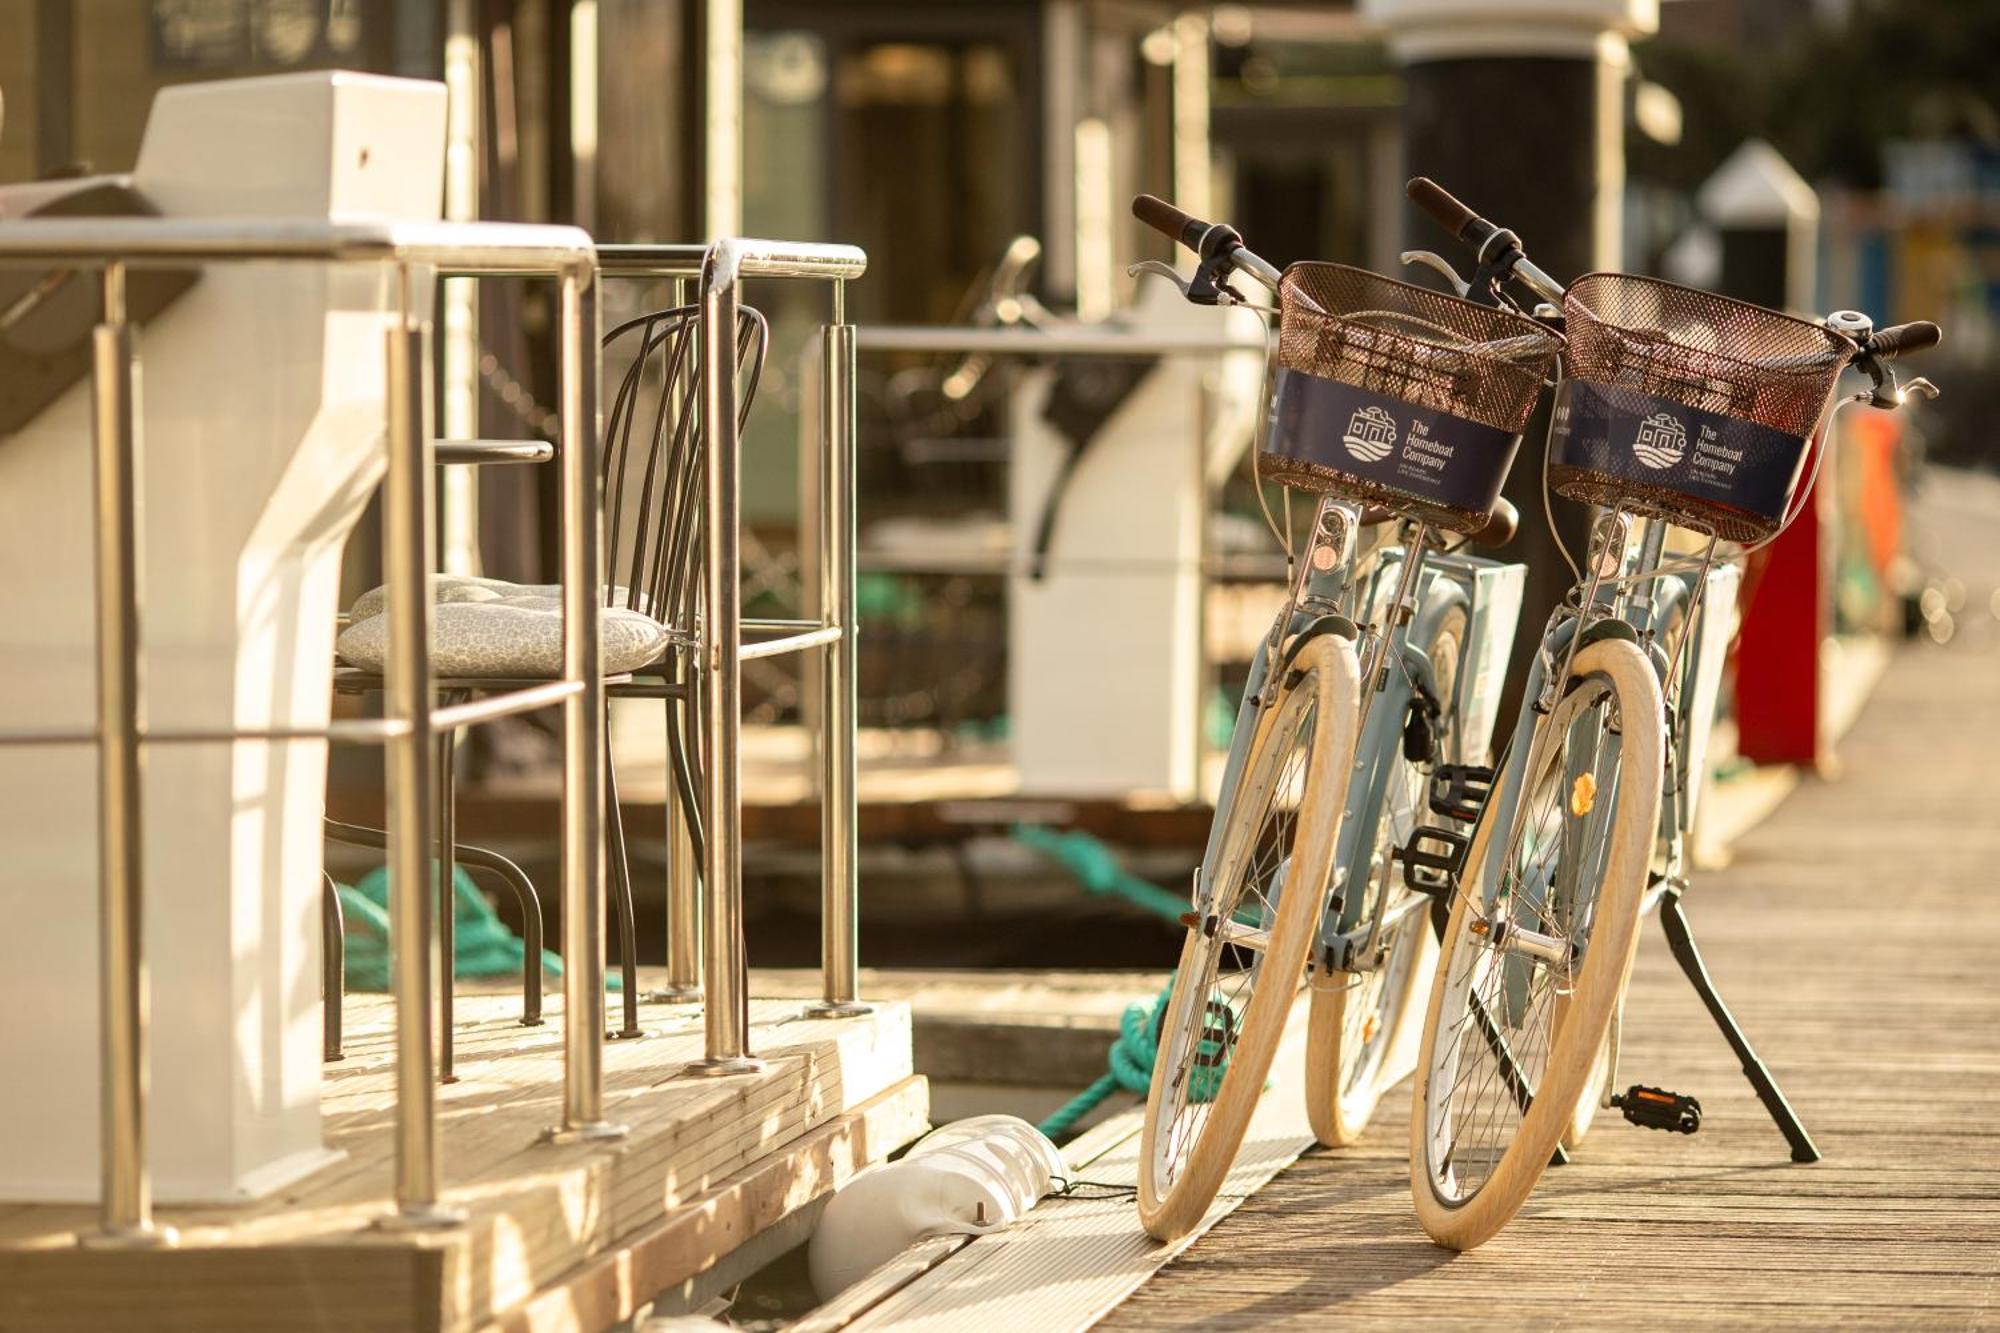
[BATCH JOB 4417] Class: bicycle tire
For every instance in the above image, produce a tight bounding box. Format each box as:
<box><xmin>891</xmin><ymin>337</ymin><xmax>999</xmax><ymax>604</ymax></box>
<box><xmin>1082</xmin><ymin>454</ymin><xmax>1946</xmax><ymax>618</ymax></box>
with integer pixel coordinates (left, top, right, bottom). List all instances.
<box><xmin>1137</xmin><ymin>633</ymin><xmax>1360</xmax><ymax>1241</ymax></box>
<box><xmin>1305</xmin><ymin>605</ymin><xmax>1466</xmax><ymax>1147</ymax></box>
<box><xmin>1409</xmin><ymin>638</ymin><xmax>1663</xmax><ymax>1250</ymax></box>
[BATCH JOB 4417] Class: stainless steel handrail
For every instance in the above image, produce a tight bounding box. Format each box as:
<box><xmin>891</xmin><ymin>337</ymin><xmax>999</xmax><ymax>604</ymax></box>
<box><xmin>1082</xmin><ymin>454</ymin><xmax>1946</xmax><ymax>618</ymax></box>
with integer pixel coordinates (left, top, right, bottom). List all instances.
<box><xmin>0</xmin><ymin>217</ymin><xmax>594</xmax><ymax>270</ymax></box>
<box><xmin>0</xmin><ymin>216</ymin><xmax>610</xmax><ymax>1241</ymax></box>
<box><xmin>853</xmin><ymin>326</ymin><xmax>1265</xmax><ymax>354</ymax></box>
<box><xmin>739</xmin><ymin>626</ymin><xmax>844</xmax><ymax>661</ymax></box>
<box><xmin>598</xmin><ymin>239</ymin><xmax>872</xmax><ymax>1063</ymax></box>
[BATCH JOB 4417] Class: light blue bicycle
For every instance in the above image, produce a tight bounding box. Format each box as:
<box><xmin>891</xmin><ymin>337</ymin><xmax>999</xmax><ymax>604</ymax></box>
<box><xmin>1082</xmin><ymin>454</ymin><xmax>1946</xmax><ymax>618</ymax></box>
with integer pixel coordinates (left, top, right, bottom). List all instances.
<box><xmin>1125</xmin><ymin>195</ymin><xmax>1564</xmax><ymax>1240</ymax></box>
<box><xmin>1398</xmin><ymin>176</ymin><xmax>1942</xmax><ymax>1250</ymax></box>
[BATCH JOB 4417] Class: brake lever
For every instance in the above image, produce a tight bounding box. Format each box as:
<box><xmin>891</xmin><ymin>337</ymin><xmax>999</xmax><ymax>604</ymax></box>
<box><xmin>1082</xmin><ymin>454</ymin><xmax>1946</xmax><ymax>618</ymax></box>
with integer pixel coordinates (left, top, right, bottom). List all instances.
<box><xmin>1126</xmin><ymin>257</ymin><xmax>1251</xmax><ymax>308</ymax></box>
<box><xmin>1127</xmin><ymin>260</ymin><xmax>1195</xmax><ymax>297</ymax></box>
<box><xmin>1854</xmin><ymin>346</ymin><xmax>1942</xmax><ymax>410</ymax></box>
<box><xmin>1904</xmin><ymin>376</ymin><xmax>1940</xmax><ymax>400</ymax></box>
<box><xmin>1399</xmin><ymin>250</ymin><xmax>1471</xmax><ymax>298</ymax></box>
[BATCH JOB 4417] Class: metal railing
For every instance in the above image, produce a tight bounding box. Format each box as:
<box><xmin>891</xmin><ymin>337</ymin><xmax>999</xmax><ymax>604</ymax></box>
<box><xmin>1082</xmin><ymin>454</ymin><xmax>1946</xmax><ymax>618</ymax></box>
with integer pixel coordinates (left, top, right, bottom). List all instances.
<box><xmin>0</xmin><ymin>220</ymin><xmax>871</xmax><ymax>1245</ymax></box>
<box><xmin>0</xmin><ymin>216</ymin><xmax>607</xmax><ymax>1241</ymax></box>
<box><xmin>597</xmin><ymin>241</ymin><xmax>872</xmax><ymax>1075</ymax></box>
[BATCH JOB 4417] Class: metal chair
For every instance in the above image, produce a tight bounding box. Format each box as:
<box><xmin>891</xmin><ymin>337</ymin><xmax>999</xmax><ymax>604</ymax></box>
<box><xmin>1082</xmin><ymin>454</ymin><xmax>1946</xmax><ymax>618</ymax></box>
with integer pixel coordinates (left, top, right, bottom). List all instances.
<box><xmin>323</xmin><ymin>301</ymin><xmax>769</xmax><ymax>1077</ymax></box>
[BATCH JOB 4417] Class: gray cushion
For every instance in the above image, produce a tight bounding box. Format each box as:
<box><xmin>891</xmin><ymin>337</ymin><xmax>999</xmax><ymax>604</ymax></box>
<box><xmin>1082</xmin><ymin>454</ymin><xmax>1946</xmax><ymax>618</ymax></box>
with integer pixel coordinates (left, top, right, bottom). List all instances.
<box><xmin>348</xmin><ymin>575</ymin><xmax>653</xmax><ymax>622</ymax></box>
<box><xmin>336</xmin><ymin>595</ymin><xmax>670</xmax><ymax>678</ymax></box>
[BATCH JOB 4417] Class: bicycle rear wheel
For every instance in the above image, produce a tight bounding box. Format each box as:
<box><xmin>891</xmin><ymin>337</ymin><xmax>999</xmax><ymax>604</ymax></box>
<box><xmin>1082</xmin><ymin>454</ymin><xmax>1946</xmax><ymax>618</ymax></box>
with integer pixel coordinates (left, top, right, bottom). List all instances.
<box><xmin>1138</xmin><ymin>634</ymin><xmax>1360</xmax><ymax>1241</ymax></box>
<box><xmin>1305</xmin><ymin>605</ymin><xmax>1465</xmax><ymax>1147</ymax></box>
<box><xmin>1409</xmin><ymin>638</ymin><xmax>1663</xmax><ymax>1250</ymax></box>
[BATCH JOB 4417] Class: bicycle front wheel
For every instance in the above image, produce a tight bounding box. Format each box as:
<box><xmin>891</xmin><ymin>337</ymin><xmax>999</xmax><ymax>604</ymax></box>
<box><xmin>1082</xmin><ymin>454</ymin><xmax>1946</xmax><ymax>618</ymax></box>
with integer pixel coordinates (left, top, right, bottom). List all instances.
<box><xmin>1409</xmin><ymin>637</ymin><xmax>1663</xmax><ymax>1251</ymax></box>
<box><xmin>1138</xmin><ymin>633</ymin><xmax>1360</xmax><ymax>1241</ymax></box>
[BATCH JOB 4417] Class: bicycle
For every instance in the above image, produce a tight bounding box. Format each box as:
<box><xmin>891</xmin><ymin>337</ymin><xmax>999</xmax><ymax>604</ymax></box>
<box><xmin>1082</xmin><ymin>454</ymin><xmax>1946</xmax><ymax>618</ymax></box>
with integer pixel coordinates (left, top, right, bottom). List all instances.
<box><xmin>1399</xmin><ymin>177</ymin><xmax>1941</xmax><ymax>1250</ymax></box>
<box><xmin>1125</xmin><ymin>195</ymin><xmax>1564</xmax><ymax>1240</ymax></box>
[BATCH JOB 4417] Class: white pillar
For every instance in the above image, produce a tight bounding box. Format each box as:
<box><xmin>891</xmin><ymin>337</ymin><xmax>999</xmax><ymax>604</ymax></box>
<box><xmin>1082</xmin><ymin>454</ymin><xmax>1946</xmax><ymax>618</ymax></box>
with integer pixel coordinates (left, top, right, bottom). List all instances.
<box><xmin>0</xmin><ymin>72</ymin><xmax>447</xmax><ymax>1203</ymax></box>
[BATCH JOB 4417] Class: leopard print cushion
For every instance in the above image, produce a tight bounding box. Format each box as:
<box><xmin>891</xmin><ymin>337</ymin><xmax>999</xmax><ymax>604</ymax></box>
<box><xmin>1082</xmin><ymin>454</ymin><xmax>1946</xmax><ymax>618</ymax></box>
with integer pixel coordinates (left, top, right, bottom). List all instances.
<box><xmin>336</xmin><ymin>595</ymin><xmax>669</xmax><ymax>678</ymax></box>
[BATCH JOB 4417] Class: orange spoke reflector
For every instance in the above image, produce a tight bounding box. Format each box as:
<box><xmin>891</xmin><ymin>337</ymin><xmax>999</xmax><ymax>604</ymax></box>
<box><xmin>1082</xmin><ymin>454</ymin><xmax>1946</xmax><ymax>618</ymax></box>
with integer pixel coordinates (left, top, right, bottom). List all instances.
<box><xmin>1569</xmin><ymin>772</ymin><xmax>1598</xmax><ymax>817</ymax></box>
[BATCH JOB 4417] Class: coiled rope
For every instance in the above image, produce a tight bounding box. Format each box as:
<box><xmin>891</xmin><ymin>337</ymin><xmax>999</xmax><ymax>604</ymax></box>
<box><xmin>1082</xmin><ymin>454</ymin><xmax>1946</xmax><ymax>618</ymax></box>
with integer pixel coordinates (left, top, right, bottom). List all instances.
<box><xmin>1036</xmin><ymin>982</ymin><xmax>1233</xmax><ymax>1140</ymax></box>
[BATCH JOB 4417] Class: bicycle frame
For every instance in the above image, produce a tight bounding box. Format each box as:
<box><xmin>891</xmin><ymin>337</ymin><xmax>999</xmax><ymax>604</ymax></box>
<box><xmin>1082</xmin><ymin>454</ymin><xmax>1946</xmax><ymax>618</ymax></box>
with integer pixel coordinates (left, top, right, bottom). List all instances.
<box><xmin>1194</xmin><ymin>496</ymin><xmax>1524</xmax><ymax>977</ymax></box>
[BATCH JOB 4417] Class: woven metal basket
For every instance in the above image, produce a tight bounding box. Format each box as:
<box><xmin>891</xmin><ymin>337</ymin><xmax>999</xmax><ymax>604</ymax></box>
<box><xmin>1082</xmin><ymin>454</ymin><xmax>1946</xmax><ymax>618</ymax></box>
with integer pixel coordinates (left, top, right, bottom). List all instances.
<box><xmin>1263</xmin><ymin>263</ymin><xmax>1562</xmax><ymax>533</ymax></box>
<box><xmin>1551</xmin><ymin>273</ymin><xmax>1851</xmax><ymax>542</ymax></box>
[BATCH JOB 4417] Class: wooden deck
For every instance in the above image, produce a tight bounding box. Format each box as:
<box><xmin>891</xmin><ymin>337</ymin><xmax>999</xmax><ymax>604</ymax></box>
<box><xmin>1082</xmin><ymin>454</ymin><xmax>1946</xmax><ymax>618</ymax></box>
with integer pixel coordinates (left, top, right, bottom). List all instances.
<box><xmin>0</xmin><ymin>995</ymin><xmax>925</xmax><ymax>1333</ymax></box>
<box><xmin>1102</xmin><ymin>625</ymin><xmax>2000</xmax><ymax>1327</ymax></box>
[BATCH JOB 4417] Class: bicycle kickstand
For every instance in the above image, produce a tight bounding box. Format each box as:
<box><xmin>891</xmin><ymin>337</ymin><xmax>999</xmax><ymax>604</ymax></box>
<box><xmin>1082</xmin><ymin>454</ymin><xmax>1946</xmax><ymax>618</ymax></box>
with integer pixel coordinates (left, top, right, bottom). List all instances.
<box><xmin>1657</xmin><ymin>884</ymin><xmax>1822</xmax><ymax>1163</ymax></box>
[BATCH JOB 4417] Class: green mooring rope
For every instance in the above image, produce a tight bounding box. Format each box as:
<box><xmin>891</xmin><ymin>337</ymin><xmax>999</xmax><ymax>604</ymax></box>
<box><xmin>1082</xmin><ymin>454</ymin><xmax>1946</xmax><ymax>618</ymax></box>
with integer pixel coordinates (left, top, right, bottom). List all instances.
<box><xmin>1015</xmin><ymin>823</ymin><xmax>1245</xmax><ymax>1141</ymax></box>
<box><xmin>1012</xmin><ymin>823</ymin><xmax>1192</xmax><ymax>923</ymax></box>
<box><xmin>335</xmin><ymin>863</ymin><xmax>615</xmax><ymax>991</ymax></box>
<box><xmin>1036</xmin><ymin>983</ymin><xmax>1233</xmax><ymax>1140</ymax></box>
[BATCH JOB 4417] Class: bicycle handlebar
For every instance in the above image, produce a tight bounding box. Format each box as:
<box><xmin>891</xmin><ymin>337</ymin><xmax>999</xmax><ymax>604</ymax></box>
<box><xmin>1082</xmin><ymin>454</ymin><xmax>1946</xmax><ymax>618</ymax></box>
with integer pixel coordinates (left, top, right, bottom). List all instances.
<box><xmin>1131</xmin><ymin>193</ymin><xmax>1283</xmax><ymax>292</ymax></box>
<box><xmin>1405</xmin><ymin>177</ymin><xmax>1566</xmax><ymax>306</ymax></box>
<box><xmin>1865</xmin><ymin>321</ymin><xmax>1942</xmax><ymax>361</ymax></box>
<box><xmin>1406</xmin><ymin>177</ymin><xmax>1482</xmax><ymax>243</ymax></box>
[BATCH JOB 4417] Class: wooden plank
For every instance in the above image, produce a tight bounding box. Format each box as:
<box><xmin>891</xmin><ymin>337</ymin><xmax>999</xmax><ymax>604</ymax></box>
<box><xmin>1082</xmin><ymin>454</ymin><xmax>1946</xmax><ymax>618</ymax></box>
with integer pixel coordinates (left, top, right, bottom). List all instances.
<box><xmin>0</xmin><ymin>999</ymin><xmax>916</xmax><ymax>1333</ymax></box>
<box><xmin>484</xmin><ymin>1076</ymin><xmax>931</xmax><ymax>1333</ymax></box>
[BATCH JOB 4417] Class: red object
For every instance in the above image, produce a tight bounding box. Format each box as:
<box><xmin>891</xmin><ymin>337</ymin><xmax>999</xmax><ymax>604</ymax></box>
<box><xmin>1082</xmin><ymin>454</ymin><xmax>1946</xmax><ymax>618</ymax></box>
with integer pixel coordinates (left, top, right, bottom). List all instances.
<box><xmin>1734</xmin><ymin>434</ymin><xmax>1829</xmax><ymax>767</ymax></box>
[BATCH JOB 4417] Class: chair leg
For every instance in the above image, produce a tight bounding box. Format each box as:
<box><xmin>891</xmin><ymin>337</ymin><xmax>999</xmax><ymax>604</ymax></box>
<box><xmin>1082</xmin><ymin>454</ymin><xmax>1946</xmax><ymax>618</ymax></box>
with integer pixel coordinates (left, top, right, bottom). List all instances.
<box><xmin>437</xmin><ymin>720</ymin><xmax>460</xmax><ymax>1084</ymax></box>
<box><xmin>456</xmin><ymin>849</ymin><xmax>546</xmax><ymax>1026</ymax></box>
<box><xmin>323</xmin><ymin>815</ymin><xmax>548</xmax><ymax>1028</ymax></box>
<box><xmin>322</xmin><ymin>871</ymin><xmax>345</xmax><ymax>1061</ymax></box>
<box><xmin>606</xmin><ymin>760</ymin><xmax>644</xmax><ymax>1039</ymax></box>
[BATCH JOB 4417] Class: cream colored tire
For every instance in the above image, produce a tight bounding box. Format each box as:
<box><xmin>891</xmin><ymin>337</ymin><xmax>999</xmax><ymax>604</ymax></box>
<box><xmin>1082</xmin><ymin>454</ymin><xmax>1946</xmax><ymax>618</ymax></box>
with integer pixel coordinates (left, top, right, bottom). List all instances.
<box><xmin>1304</xmin><ymin>605</ymin><xmax>1465</xmax><ymax>1148</ymax></box>
<box><xmin>1138</xmin><ymin>634</ymin><xmax>1361</xmax><ymax>1242</ymax></box>
<box><xmin>1306</xmin><ymin>919</ymin><xmax>1437</xmax><ymax>1147</ymax></box>
<box><xmin>1409</xmin><ymin>638</ymin><xmax>1663</xmax><ymax>1251</ymax></box>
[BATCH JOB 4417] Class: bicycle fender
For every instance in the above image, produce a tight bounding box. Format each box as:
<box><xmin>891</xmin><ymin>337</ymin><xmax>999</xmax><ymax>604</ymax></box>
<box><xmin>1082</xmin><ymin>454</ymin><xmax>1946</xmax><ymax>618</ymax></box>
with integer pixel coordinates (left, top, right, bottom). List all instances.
<box><xmin>1402</xmin><ymin>580</ymin><xmax>1473</xmax><ymax>722</ymax></box>
<box><xmin>1277</xmin><ymin>613</ymin><xmax>1357</xmax><ymax>678</ymax></box>
<box><xmin>1577</xmin><ymin>618</ymin><xmax>1640</xmax><ymax>650</ymax></box>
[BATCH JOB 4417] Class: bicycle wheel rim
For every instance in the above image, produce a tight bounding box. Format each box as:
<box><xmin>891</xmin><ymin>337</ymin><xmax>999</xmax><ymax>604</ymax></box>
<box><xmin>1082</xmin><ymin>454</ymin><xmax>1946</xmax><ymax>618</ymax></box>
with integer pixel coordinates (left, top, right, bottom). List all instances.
<box><xmin>1332</xmin><ymin>603</ymin><xmax>1466</xmax><ymax>1118</ymax></box>
<box><xmin>1335</xmin><ymin>758</ymin><xmax>1427</xmax><ymax>1101</ymax></box>
<box><xmin>1420</xmin><ymin>670</ymin><xmax>1630</xmax><ymax>1209</ymax></box>
<box><xmin>1141</xmin><ymin>637</ymin><xmax>1355</xmax><ymax>1229</ymax></box>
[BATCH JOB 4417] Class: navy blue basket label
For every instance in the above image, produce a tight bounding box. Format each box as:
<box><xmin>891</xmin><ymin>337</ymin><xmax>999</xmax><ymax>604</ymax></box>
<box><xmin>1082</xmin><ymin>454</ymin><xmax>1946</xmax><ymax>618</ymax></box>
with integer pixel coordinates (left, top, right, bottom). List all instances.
<box><xmin>1550</xmin><ymin>380</ymin><xmax>1808</xmax><ymax>522</ymax></box>
<box><xmin>1266</xmin><ymin>369</ymin><xmax>1520</xmax><ymax>514</ymax></box>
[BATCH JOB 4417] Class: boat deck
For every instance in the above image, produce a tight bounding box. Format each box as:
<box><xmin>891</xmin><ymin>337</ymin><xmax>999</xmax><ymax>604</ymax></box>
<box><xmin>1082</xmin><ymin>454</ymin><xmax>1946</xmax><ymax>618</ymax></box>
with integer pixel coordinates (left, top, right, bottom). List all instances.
<box><xmin>0</xmin><ymin>995</ymin><xmax>925</xmax><ymax>1333</ymax></box>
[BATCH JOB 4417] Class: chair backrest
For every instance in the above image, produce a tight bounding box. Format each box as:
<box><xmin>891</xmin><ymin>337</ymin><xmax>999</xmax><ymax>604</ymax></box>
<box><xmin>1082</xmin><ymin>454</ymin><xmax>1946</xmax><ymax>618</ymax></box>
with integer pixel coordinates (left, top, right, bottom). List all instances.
<box><xmin>600</xmin><ymin>303</ymin><xmax>771</xmax><ymax>631</ymax></box>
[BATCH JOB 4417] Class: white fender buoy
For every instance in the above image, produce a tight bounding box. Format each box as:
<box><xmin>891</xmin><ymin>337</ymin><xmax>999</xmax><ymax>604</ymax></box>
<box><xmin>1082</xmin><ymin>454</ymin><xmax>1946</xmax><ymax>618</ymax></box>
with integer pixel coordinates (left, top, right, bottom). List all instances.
<box><xmin>807</xmin><ymin>1115</ymin><xmax>1066</xmax><ymax>1299</ymax></box>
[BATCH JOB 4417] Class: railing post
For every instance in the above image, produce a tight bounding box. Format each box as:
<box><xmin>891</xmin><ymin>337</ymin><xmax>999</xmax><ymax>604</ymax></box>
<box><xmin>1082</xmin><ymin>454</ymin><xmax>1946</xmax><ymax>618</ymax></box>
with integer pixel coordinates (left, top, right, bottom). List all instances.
<box><xmin>377</xmin><ymin>266</ymin><xmax>463</xmax><ymax>1230</ymax></box>
<box><xmin>649</xmin><ymin>780</ymin><xmax>703</xmax><ymax>1003</ymax></box>
<box><xmin>688</xmin><ymin>241</ymin><xmax>764</xmax><ymax>1076</ymax></box>
<box><xmin>808</xmin><ymin>281</ymin><xmax>867</xmax><ymax>1018</ymax></box>
<box><xmin>550</xmin><ymin>263</ymin><xmax>629</xmax><ymax>1141</ymax></box>
<box><xmin>81</xmin><ymin>262</ymin><xmax>173</xmax><ymax>1249</ymax></box>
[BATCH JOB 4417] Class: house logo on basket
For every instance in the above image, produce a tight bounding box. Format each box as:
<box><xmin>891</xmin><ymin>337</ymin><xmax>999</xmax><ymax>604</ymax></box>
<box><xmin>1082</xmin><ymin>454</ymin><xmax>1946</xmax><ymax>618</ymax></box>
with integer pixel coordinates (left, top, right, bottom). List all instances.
<box><xmin>1342</xmin><ymin>405</ymin><xmax>1399</xmax><ymax>463</ymax></box>
<box><xmin>1632</xmin><ymin>411</ymin><xmax>1688</xmax><ymax>470</ymax></box>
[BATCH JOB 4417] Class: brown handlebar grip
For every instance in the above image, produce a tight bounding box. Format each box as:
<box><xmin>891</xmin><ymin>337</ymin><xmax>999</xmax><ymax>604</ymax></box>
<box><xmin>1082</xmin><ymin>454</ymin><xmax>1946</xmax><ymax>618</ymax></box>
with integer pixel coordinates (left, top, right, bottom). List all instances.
<box><xmin>1406</xmin><ymin>177</ymin><xmax>1480</xmax><ymax>241</ymax></box>
<box><xmin>1133</xmin><ymin>193</ymin><xmax>1200</xmax><ymax>249</ymax></box>
<box><xmin>1867</xmin><ymin>321</ymin><xmax>1942</xmax><ymax>361</ymax></box>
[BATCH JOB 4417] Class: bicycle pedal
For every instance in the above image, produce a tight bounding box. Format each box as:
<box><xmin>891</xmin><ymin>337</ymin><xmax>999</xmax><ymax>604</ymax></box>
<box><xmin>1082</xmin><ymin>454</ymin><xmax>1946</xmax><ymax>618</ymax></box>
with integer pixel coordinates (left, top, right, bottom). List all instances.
<box><xmin>1428</xmin><ymin>764</ymin><xmax>1495</xmax><ymax>824</ymax></box>
<box><xmin>1612</xmin><ymin>1084</ymin><xmax>1702</xmax><ymax>1135</ymax></box>
<box><xmin>1401</xmin><ymin>825</ymin><xmax>1468</xmax><ymax>899</ymax></box>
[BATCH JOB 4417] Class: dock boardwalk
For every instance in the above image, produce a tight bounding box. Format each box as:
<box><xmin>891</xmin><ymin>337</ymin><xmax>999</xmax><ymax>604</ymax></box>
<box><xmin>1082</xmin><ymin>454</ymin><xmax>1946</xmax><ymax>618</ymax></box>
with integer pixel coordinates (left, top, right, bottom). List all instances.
<box><xmin>1103</xmin><ymin>631</ymin><xmax>2000</xmax><ymax>1328</ymax></box>
<box><xmin>0</xmin><ymin>997</ymin><xmax>926</xmax><ymax>1333</ymax></box>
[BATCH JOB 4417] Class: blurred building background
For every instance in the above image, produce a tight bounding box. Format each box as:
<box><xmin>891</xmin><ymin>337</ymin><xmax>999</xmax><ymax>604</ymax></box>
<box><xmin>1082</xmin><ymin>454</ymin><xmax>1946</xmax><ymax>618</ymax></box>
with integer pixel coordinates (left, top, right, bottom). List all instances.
<box><xmin>2</xmin><ymin>0</ymin><xmax>1990</xmax><ymax>961</ymax></box>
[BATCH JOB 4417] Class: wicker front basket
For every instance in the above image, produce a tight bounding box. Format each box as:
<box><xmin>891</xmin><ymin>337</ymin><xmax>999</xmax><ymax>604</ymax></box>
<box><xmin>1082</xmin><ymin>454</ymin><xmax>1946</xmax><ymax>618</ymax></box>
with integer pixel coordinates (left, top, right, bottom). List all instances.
<box><xmin>1263</xmin><ymin>264</ymin><xmax>1561</xmax><ymax>533</ymax></box>
<box><xmin>1551</xmin><ymin>273</ymin><xmax>1852</xmax><ymax>542</ymax></box>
